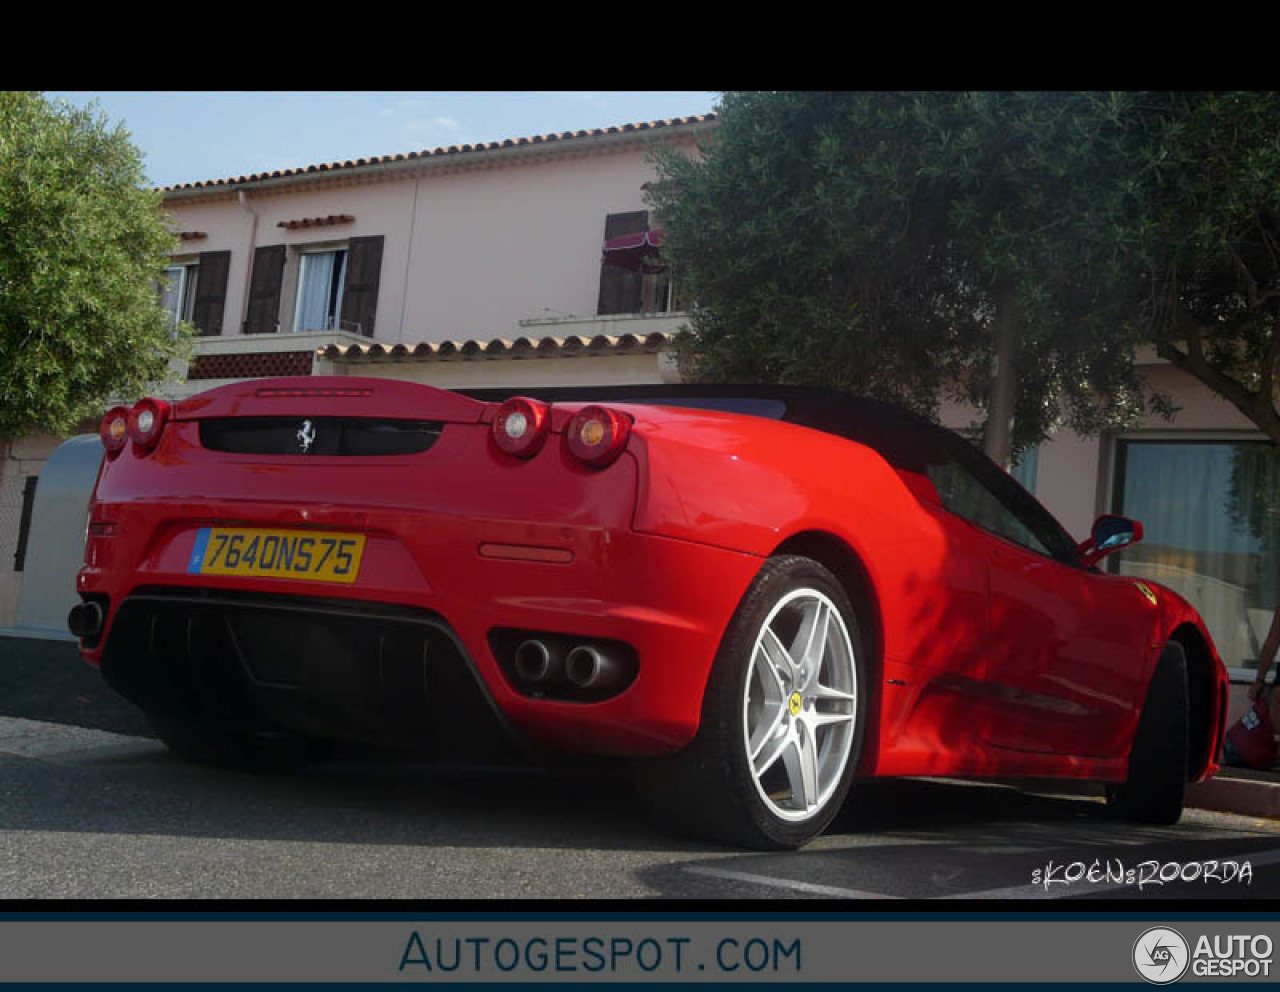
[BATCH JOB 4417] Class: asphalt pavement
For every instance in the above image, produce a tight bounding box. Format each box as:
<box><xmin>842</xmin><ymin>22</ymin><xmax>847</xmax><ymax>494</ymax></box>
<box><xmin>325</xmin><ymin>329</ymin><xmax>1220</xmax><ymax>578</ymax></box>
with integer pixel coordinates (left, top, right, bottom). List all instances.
<box><xmin>2</xmin><ymin>634</ymin><xmax>1279</xmax><ymax>901</ymax></box>
<box><xmin>0</xmin><ymin>635</ymin><xmax>151</xmax><ymax>738</ymax></box>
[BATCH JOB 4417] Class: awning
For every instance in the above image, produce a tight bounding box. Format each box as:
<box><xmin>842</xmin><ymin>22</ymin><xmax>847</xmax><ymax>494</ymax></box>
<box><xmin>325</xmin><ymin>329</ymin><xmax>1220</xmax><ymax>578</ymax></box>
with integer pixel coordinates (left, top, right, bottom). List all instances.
<box><xmin>601</xmin><ymin>229</ymin><xmax>666</xmax><ymax>273</ymax></box>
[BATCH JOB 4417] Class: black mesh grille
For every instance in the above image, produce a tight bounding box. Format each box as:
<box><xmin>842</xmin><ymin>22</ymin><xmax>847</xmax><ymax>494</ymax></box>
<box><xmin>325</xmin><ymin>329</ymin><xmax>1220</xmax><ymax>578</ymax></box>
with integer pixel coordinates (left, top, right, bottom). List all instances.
<box><xmin>99</xmin><ymin>589</ymin><xmax>522</xmax><ymax>758</ymax></box>
<box><xmin>199</xmin><ymin>417</ymin><xmax>443</xmax><ymax>456</ymax></box>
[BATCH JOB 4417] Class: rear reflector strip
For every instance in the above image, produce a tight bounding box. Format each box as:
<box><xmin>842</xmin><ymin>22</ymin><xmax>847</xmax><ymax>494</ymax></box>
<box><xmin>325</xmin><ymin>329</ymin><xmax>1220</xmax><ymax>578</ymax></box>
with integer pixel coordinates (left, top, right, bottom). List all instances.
<box><xmin>477</xmin><ymin>543</ymin><xmax>574</xmax><ymax>564</ymax></box>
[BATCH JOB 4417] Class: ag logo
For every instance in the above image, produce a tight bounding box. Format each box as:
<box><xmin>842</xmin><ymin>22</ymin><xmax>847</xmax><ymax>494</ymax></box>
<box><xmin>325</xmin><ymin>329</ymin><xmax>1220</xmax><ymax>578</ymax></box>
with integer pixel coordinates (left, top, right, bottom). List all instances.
<box><xmin>1134</xmin><ymin>581</ymin><xmax>1159</xmax><ymax>606</ymax></box>
<box><xmin>1133</xmin><ymin>927</ymin><xmax>1190</xmax><ymax>984</ymax></box>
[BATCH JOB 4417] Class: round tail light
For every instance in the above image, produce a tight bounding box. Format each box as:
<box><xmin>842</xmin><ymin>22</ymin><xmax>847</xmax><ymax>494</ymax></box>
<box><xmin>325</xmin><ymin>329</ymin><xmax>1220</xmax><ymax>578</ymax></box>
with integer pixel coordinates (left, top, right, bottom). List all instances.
<box><xmin>127</xmin><ymin>397</ymin><xmax>170</xmax><ymax>451</ymax></box>
<box><xmin>99</xmin><ymin>406</ymin><xmax>130</xmax><ymax>455</ymax></box>
<box><xmin>492</xmin><ymin>397</ymin><xmax>551</xmax><ymax>458</ymax></box>
<box><xmin>566</xmin><ymin>405</ymin><xmax>631</xmax><ymax>467</ymax></box>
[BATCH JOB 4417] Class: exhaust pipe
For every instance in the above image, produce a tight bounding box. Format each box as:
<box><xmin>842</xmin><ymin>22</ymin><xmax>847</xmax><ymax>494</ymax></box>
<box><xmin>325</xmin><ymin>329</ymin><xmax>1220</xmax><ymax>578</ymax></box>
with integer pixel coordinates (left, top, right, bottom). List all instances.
<box><xmin>67</xmin><ymin>601</ymin><xmax>104</xmax><ymax>640</ymax></box>
<box><xmin>565</xmin><ymin>644</ymin><xmax>625</xmax><ymax>692</ymax></box>
<box><xmin>514</xmin><ymin>639</ymin><xmax>563</xmax><ymax>684</ymax></box>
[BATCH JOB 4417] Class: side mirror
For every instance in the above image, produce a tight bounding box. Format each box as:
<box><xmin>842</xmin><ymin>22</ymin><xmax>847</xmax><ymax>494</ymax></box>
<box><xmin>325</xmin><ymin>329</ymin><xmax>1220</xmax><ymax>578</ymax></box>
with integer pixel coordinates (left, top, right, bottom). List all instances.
<box><xmin>1077</xmin><ymin>514</ymin><xmax>1143</xmax><ymax>568</ymax></box>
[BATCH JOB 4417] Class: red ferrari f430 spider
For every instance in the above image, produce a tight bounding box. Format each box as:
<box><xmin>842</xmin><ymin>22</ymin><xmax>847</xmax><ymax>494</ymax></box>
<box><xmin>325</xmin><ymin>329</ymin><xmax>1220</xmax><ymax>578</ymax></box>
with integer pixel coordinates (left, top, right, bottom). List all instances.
<box><xmin>70</xmin><ymin>380</ymin><xmax>1228</xmax><ymax>849</ymax></box>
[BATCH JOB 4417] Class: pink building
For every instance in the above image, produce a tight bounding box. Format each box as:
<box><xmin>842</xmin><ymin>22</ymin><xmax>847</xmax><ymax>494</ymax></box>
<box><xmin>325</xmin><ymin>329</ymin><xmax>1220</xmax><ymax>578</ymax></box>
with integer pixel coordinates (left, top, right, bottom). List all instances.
<box><xmin>153</xmin><ymin>115</ymin><xmax>711</xmax><ymax>395</ymax></box>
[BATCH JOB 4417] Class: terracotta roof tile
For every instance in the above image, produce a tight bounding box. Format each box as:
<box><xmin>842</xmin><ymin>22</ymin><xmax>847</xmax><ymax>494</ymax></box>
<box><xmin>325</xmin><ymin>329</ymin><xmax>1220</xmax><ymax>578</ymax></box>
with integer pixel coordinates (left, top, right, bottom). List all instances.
<box><xmin>319</xmin><ymin>331</ymin><xmax>678</xmax><ymax>363</ymax></box>
<box><xmin>277</xmin><ymin>214</ymin><xmax>355</xmax><ymax>230</ymax></box>
<box><xmin>160</xmin><ymin>114</ymin><xmax>717</xmax><ymax>194</ymax></box>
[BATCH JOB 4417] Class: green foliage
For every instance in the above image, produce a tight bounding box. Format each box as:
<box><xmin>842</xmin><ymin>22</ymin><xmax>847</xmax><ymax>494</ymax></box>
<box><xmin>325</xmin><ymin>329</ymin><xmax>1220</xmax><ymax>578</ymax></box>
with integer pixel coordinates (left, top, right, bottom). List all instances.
<box><xmin>0</xmin><ymin>91</ymin><xmax>191</xmax><ymax>440</ymax></box>
<box><xmin>649</xmin><ymin>93</ymin><xmax>962</xmax><ymax>422</ymax></box>
<box><xmin>648</xmin><ymin>92</ymin><xmax>1175</xmax><ymax>453</ymax></box>
<box><xmin>1121</xmin><ymin>92</ymin><xmax>1280</xmax><ymax>443</ymax></box>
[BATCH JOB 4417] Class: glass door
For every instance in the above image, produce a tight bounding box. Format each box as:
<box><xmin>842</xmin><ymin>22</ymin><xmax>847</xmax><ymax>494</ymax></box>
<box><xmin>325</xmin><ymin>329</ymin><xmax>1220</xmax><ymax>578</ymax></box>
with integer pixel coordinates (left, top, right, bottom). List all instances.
<box><xmin>1112</xmin><ymin>438</ymin><xmax>1280</xmax><ymax>678</ymax></box>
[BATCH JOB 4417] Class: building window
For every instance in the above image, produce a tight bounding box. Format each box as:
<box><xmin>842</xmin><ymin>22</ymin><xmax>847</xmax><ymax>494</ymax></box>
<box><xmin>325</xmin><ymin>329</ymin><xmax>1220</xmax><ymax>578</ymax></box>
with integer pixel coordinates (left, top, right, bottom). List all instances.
<box><xmin>597</xmin><ymin>211</ymin><xmax>673</xmax><ymax>316</ymax></box>
<box><xmin>161</xmin><ymin>263</ymin><xmax>198</xmax><ymax>331</ymax></box>
<box><xmin>1112</xmin><ymin>438</ymin><xmax>1280</xmax><ymax>677</ymax></box>
<box><xmin>293</xmin><ymin>248</ymin><xmax>348</xmax><ymax>332</ymax></box>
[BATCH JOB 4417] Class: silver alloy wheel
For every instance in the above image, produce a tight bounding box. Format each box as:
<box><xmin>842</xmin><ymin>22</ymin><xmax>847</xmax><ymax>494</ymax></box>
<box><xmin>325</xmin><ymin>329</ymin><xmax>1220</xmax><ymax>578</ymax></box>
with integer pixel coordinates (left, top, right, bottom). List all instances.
<box><xmin>742</xmin><ymin>587</ymin><xmax>858</xmax><ymax>822</ymax></box>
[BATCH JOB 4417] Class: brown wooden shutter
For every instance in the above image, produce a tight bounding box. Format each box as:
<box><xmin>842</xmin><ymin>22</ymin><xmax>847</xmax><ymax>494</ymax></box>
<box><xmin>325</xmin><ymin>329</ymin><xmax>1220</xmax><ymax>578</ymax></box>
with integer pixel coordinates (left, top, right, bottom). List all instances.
<box><xmin>190</xmin><ymin>250</ymin><xmax>230</xmax><ymax>336</ymax></box>
<box><xmin>243</xmin><ymin>245</ymin><xmax>286</xmax><ymax>334</ymax></box>
<box><xmin>597</xmin><ymin>211</ymin><xmax>648</xmax><ymax>316</ymax></box>
<box><xmin>339</xmin><ymin>236</ymin><xmax>384</xmax><ymax>337</ymax></box>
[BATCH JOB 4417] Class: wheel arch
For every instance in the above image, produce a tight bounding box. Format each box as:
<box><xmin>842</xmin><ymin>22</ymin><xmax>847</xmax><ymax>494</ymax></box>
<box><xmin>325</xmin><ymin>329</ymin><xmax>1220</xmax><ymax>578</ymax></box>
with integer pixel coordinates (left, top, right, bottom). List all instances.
<box><xmin>1167</xmin><ymin>621</ymin><xmax>1220</xmax><ymax>781</ymax></box>
<box><xmin>770</xmin><ymin>531</ymin><xmax>882</xmax><ymax>667</ymax></box>
<box><xmin>770</xmin><ymin>529</ymin><xmax>885</xmax><ymax>774</ymax></box>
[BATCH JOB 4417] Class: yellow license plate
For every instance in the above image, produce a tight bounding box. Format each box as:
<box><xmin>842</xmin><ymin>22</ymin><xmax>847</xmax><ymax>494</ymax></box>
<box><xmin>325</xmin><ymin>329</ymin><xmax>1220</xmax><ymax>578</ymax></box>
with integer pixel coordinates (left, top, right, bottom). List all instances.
<box><xmin>188</xmin><ymin>527</ymin><xmax>365</xmax><ymax>584</ymax></box>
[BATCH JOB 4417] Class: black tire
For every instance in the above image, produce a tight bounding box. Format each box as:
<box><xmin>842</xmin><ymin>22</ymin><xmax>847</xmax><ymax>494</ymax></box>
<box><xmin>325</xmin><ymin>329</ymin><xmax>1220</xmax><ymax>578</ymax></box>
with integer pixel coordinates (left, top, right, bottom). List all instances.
<box><xmin>1106</xmin><ymin>642</ymin><xmax>1188</xmax><ymax>825</ymax></box>
<box><xmin>633</xmin><ymin>555</ymin><xmax>867</xmax><ymax>849</ymax></box>
<box><xmin>147</xmin><ymin>712</ymin><xmax>325</xmax><ymax>772</ymax></box>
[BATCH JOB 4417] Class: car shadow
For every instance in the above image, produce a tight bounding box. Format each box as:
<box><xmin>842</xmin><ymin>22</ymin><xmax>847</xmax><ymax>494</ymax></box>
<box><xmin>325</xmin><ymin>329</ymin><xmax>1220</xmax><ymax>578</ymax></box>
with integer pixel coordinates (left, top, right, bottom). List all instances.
<box><xmin>4</xmin><ymin>743</ymin><xmax>1277</xmax><ymax>883</ymax></box>
<box><xmin>0</xmin><ymin>741</ymin><xmax>716</xmax><ymax>854</ymax></box>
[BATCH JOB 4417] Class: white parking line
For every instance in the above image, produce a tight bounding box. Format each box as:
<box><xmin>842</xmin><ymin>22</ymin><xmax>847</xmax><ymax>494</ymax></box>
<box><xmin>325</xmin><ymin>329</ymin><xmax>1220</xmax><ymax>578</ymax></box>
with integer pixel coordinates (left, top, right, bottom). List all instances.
<box><xmin>683</xmin><ymin>864</ymin><xmax>901</xmax><ymax>899</ymax></box>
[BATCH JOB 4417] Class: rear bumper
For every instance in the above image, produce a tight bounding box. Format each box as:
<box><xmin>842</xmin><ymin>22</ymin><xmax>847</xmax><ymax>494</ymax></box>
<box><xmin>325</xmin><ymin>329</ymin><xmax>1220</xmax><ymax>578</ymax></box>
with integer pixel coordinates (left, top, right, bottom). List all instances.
<box><xmin>76</xmin><ymin>496</ymin><xmax>763</xmax><ymax>757</ymax></box>
<box><xmin>98</xmin><ymin>589</ymin><xmax>523</xmax><ymax>759</ymax></box>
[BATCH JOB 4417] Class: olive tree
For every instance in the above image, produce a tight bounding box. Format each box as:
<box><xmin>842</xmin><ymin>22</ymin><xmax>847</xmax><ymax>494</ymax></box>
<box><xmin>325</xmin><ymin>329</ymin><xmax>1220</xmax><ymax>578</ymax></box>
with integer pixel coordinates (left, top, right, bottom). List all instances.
<box><xmin>0</xmin><ymin>91</ymin><xmax>190</xmax><ymax>442</ymax></box>
<box><xmin>647</xmin><ymin>91</ymin><xmax>1167</xmax><ymax>465</ymax></box>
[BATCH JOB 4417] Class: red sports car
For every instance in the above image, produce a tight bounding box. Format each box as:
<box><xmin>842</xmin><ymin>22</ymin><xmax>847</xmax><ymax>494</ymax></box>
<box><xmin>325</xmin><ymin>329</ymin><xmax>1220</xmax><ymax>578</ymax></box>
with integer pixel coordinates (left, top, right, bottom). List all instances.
<box><xmin>70</xmin><ymin>379</ymin><xmax>1228</xmax><ymax>849</ymax></box>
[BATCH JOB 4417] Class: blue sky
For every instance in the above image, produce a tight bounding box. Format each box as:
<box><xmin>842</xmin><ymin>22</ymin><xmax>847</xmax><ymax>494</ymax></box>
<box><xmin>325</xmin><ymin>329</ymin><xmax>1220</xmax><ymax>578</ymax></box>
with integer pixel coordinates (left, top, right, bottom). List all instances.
<box><xmin>44</xmin><ymin>92</ymin><xmax>720</xmax><ymax>189</ymax></box>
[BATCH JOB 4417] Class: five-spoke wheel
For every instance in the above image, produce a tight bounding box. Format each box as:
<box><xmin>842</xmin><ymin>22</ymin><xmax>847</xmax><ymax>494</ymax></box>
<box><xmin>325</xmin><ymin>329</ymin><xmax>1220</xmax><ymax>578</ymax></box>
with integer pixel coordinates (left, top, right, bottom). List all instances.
<box><xmin>744</xmin><ymin>588</ymin><xmax>858</xmax><ymax>822</ymax></box>
<box><xmin>634</xmin><ymin>555</ymin><xmax>866</xmax><ymax>849</ymax></box>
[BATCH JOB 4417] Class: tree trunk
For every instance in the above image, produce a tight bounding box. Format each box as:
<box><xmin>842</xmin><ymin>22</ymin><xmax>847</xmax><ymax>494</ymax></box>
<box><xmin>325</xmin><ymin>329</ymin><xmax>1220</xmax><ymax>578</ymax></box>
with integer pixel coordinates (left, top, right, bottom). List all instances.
<box><xmin>984</xmin><ymin>289</ymin><xmax>1018</xmax><ymax>469</ymax></box>
<box><xmin>1156</xmin><ymin>332</ymin><xmax>1280</xmax><ymax>447</ymax></box>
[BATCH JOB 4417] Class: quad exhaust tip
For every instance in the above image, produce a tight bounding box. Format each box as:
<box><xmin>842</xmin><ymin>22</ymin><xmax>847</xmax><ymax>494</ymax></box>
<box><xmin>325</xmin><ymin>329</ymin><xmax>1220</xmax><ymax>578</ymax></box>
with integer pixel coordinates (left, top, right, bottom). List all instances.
<box><xmin>514</xmin><ymin>639</ymin><xmax>560</xmax><ymax>683</ymax></box>
<box><xmin>565</xmin><ymin>644</ymin><xmax>624</xmax><ymax>691</ymax></box>
<box><xmin>67</xmin><ymin>601</ymin><xmax>104</xmax><ymax>640</ymax></box>
<box><xmin>496</xmin><ymin>630</ymin><xmax>636</xmax><ymax>699</ymax></box>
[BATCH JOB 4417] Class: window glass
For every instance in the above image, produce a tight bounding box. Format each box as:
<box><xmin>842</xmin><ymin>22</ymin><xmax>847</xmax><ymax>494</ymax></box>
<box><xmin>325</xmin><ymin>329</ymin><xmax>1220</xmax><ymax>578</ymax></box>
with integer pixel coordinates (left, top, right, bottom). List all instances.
<box><xmin>1011</xmin><ymin>444</ymin><xmax>1039</xmax><ymax>493</ymax></box>
<box><xmin>1114</xmin><ymin>439</ymin><xmax>1280</xmax><ymax>675</ymax></box>
<box><xmin>926</xmin><ymin>458</ymin><xmax>1051</xmax><ymax>555</ymax></box>
<box><xmin>161</xmin><ymin>264</ymin><xmax>197</xmax><ymax>330</ymax></box>
<box><xmin>294</xmin><ymin>249</ymin><xmax>348</xmax><ymax>331</ymax></box>
<box><xmin>597</xmin><ymin>211</ymin><xmax>672</xmax><ymax>316</ymax></box>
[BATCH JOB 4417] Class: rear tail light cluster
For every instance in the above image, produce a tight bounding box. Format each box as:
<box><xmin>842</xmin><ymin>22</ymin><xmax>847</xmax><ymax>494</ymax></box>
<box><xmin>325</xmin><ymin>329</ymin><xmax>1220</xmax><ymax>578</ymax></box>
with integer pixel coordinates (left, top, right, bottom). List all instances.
<box><xmin>492</xmin><ymin>397</ymin><xmax>551</xmax><ymax>458</ymax></box>
<box><xmin>566</xmin><ymin>405</ymin><xmax>630</xmax><ymax>467</ymax></box>
<box><xmin>491</xmin><ymin>398</ymin><xmax>631</xmax><ymax>468</ymax></box>
<box><xmin>99</xmin><ymin>398</ymin><xmax>170</xmax><ymax>456</ymax></box>
<box><xmin>99</xmin><ymin>407</ymin><xmax>130</xmax><ymax>454</ymax></box>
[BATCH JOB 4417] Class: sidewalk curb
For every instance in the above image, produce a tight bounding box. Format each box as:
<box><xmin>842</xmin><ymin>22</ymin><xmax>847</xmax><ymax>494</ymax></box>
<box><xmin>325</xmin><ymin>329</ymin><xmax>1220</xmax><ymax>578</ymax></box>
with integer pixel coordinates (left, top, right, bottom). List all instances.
<box><xmin>1187</xmin><ymin>775</ymin><xmax>1280</xmax><ymax>820</ymax></box>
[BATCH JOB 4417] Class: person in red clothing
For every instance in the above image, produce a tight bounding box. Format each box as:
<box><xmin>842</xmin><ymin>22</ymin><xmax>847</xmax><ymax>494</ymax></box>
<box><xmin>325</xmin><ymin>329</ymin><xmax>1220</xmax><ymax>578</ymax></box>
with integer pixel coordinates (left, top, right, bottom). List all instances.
<box><xmin>1249</xmin><ymin>607</ymin><xmax>1280</xmax><ymax>702</ymax></box>
<box><xmin>1227</xmin><ymin>605</ymin><xmax>1280</xmax><ymax>769</ymax></box>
